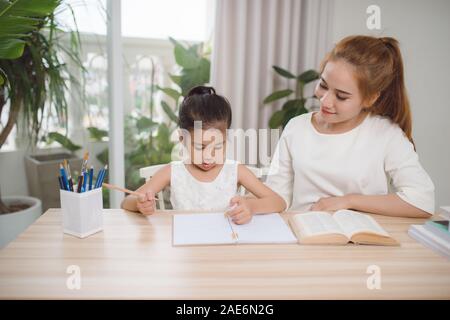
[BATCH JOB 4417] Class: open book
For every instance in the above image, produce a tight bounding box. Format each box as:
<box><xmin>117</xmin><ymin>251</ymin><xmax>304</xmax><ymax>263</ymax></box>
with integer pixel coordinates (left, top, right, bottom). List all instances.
<box><xmin>288</xmin><ymin>210</ymin><xmax>399</xmax><ymax>246</ymax></box>
<box><xmin>172</xmin><ymin>213</ymin><xmax>297</xmax><ymax>246</ymax></box>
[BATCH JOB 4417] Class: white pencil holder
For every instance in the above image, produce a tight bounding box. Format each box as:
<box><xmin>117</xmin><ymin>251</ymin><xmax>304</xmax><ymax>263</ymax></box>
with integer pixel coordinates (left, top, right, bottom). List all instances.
<box><xmin>60</xmin><ymin>187</ymin><xmax>103</xmax><ymax>238</ymax></box>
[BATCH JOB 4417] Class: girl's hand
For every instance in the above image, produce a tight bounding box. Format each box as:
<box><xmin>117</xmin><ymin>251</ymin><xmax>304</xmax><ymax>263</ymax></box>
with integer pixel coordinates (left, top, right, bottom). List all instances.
<box><xmin>310</xmin><ymin>195</ymin><xmax>353</xmax><ymax>212</ymax></box>
<box><xmin>136</xmin><ymin>191</ymin><xmax>156</xmax><ymax>215</ymax></box>
<box><xmin>226</xmin><ymin>196</ymin><xmax>253</xmax><ymax>224</ymax></box>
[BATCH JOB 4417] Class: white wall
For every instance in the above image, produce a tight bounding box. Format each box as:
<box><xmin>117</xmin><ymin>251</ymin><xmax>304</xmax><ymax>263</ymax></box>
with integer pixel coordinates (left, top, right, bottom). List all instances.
<box><xmin>0</xmin><ymin>149</ymin><xmax>29</xmax><ymax>197</ymax></box>
<box><xmin>331</xmin><ymin>0</ymin><xmax>450</xmax><ymax>209</ymax></box>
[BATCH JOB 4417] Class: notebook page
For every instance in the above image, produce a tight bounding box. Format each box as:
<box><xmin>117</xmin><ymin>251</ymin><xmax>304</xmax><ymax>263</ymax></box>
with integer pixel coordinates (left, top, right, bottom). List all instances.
<box><xmin>292</xmin><ymin>212</ymin><xmax>345</xmax><ymax>237</ymax></box>
<box><xmin>173</xmin><ymin>213</ymin><xmax>235</xmax><ymax>246</ymax></box>
<box><xmin>231</xmin><ymin>213</ymin><xmax>297</xmax><ymax>244</ymax></box>
<box><xmin>333</xmin><ymin>210</ymin><xmax>389</xmax><ymax>238</ymax></box>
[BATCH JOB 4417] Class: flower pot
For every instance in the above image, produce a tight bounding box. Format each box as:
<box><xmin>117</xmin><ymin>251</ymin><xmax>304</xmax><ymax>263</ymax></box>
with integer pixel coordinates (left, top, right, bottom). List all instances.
<box><xmin>0</xmin><ymin>196</ymin><xmax>42</xmax><ymax>248</ymax></box>
<box><xmin>25</xmin><ymin>152</ymin><xmax>82</xmax><ymax>212</ymax></box>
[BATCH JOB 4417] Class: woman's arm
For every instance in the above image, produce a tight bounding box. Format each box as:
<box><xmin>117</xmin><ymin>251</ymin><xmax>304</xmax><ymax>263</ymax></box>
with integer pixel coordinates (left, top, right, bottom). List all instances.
<box><xmin>348</xmin><ymin>193</ymin><xmax>431</xmax><ymax>218</ymax></box>
<box><xmin>121</xmin><ymin>164</ymin><xmax>171</xmax><ymax>213</ymax></box>
<box><xmin>310</xmin><ymin>193</ymin><xmax>430</xmax><ymax>218</ymax></box>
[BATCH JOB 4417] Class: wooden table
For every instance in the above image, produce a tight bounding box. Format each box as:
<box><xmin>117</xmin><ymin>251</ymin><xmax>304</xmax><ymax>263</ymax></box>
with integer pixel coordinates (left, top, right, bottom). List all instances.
<box><xmin>0</xmin><ymin>209</ymin><xmax>449</xmax><ymax>299</ymax></box>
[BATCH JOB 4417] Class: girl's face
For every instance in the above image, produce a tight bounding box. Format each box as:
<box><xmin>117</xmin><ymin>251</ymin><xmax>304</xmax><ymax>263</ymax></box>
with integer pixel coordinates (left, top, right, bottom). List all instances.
<box><xmin>314</xmin><ymin>59</ymin><xmax>369</xmax><ymax>126</ymax></box>
<box><xmin>183</xmin><ymin>126</ymin><xmax>227</xmax><ymax>171</ymax></box>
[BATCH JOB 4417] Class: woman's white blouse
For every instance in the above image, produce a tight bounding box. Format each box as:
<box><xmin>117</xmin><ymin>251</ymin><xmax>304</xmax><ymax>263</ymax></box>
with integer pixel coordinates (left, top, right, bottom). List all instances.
<box><xmin>265</xmin><ymin>112</ymin><xmax>435</xmax><ymax>214</ymax></box>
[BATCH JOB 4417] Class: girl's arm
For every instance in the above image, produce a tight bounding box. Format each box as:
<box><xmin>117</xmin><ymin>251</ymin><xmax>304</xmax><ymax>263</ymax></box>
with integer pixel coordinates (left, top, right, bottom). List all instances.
<box><xmin>237</xmin><ymin>164</ymin><xmax>286</xmax><ymax>213</ymax></box>
<box><xmin>121</xmin><ymin>164</ymin><xmax>171</xmax><ymax>213</ymax></box>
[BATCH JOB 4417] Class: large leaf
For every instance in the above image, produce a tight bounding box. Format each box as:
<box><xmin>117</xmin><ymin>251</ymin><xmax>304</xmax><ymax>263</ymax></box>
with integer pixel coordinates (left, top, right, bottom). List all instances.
<box><xmin>161</xmin><ymin>100</ymin><xmax>179</xmax><ymax>123</ymax></box>
<box><xmin>179</xmin><ymin>58</ymin><xmax>210</xmax><ymax>96</ymax></box>
<box><xmin>273</xmin><ymin>65</ymin><xmax>295</xmax><ymax>79</ymax></box>
<box><xmin>0</xmin><ymin>0</ymin><xmax>60</xmax><ymax>16</ymax></box>
<box><xmin>263</xmin><ymin>89</ymin><xmax>293</xmax><ymax>104</ymax></box>
<box><xmin>87</xmin><ymin>127</ymin><xmax>108</xmax><ymax>141</ymax></box>
<box><xmin>0</xmin><ymin>16</ymin><xmax>40</xmax><ymax>36</ymax></box>
<box><xmin>282</xmin><ymin>98</ymin><xmax>304</xmax><ymax>111</ymax></box>
<box><xmin>281</xmin><ymin>99</ymin><xmax>308</xmax><ymax>128</ymax></box>
<box><xmin>157</xmin><ymin>85</ymin><xmax>181</xmax><ymax>102</ymax></box>
<box><xmin>169</xmin><ymin>73</ymin><xmax>182</xmax><ymax>86</ymax></box>
<box><xmin>170</xmin><ymin>37</ymin><xmax>200</xmax><ymax>69</ymax></box>
<box><xmin>136</xmin><ymin>116</ymin><xmax>159</xmax><ymax>133</ymax></box>
<box><xmin>156</xmin><ymin>123</ymin><xmax>173</xmax><ymax>152</ymax></box>
<box><xmin>0</xmin><ymin>0</ymin><xmax>60</xmax><ymax>60</ymax></box>
<box><xmin>168</xmin><ymin>38</ymin><xmax>210</xmax><ymax>96</ymax></box>
<box><xmin>283</xmin><ymin>107</ymin><xmax>299</xmax><ymax>127</ymax></box>
<box><xmin>269</xmin><ymin>110</ymin><xmax>285</xmax><ymax>129</ymax></box>
<box><xmin>297</xmin><ymin>69</ymin><xmax>320</xmax><ymax>84</ymax></box>
<box><xmin>0</xmin><ymin>38</ymin><xmax>26</xmax><ymax>59</ymax></box>
<box><xmin>47</xmin><ymin>131</ymin><xmax>81</xmax><ymax>152</ymax></box>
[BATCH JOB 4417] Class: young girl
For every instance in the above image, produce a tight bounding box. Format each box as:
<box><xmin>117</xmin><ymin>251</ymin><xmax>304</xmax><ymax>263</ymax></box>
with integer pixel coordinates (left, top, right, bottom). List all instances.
<box><xmin>266</xmin><ymin>35</ymin><xmax>435</xmax><ymax>218</ymax></box>
<box><xmin>121</xmin><ymin>86</ymin><xmax>285</xmax><ymax>224</ymax></box>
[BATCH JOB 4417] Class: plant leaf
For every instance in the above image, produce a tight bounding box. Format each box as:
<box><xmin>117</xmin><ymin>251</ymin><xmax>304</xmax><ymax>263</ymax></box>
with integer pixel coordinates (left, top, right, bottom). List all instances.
<box><xmin>173</xmin><ymin>40</ymin><xmax>199</xmax><ymax>69</ymax></box>
<box><xmin>263</xmin><ymin>89</ymin><xmax>293</xmax><ymax>104</ymax></box>
<box><xmin>0</xmin><ymin>0</ymin><xmax>59</xmax><ymax>59</ymax></box>
<box><xmin>273</xmin><ymin>65</ymin><xmax>295</xmax><ymax>79</ymax></box>
<box><xmin>179</xmin><ymin>58</ymin><xmax>210</xmax><ymax>96</ymax></box>
<box><xmin>47</xmin><ymin>132</ymin><xmax>81</xmax><ymax>152</ymax></box>
<box><xmin>282</xmin><ymin>98</ymin><xmax>304</xmax><ymax>111</ymax></box>
<box><xmin>0</xmin><ymin>38</ymin><xmax>26</xmax><ymax>59</ymax></box>
<box><xmin>157</xmin><ymin>86</ymin><xmax>181</xmax><ymax>102</ymax></box>
<box><xmin>136</xmin><ymin>116</ymin><xmax>159</xmax><ymax>133</ymax></box>
<box><xmin>169</xmin><ymin>73</ymin><xmax>182</xmax><ymax>86</ymax></box>
<box><xmin>161</xmin><ymin>100</ymin><xmax>179</xmax><ymax>123</ymax></box>
<box><xmin>269</xmin><ymin>110</ymin><xmax>286</xmax><ymax>129</ymax></box>
<box><xmin>87</xmin><ymin>127</ymin><xmax>108</xmax><ymax>141</ymax></box>
<box><xmin>297</xmin><ymin>69</ymin><xmax>320</xmax><ymax>83</ymax></box>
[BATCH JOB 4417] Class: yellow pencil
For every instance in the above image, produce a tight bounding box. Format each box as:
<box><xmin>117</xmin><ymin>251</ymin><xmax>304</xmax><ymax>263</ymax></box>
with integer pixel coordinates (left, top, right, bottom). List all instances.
<box><xmin>102</xmin><ymin>182</ymin><xmax>159</xmax><ymax>200</ymax></box>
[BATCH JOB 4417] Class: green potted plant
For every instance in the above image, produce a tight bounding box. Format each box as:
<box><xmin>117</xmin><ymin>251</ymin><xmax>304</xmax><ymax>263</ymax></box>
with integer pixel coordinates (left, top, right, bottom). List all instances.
<box><xmin>0</xmin><ymin>0</ymin><xmax>84</xmax><ymax>246</ymax></box>
<box><xmin>263</xmin><ymin>66</ymin><xmax>319</xmax><ymax>129</ymax></box>
<box><xmin>92</xmin><ymin>37</ymin><xmax>211</xmax><ymax>209</ymax></box>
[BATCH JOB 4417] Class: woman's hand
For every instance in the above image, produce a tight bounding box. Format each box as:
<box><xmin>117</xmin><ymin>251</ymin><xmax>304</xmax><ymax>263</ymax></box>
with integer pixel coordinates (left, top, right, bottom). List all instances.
<box><xmin>310</xmin><ymin>195</ymin><xmax>353</xmax><ymax>212</ymax></box>
<box><xmin>136</xmin><ymin>191</ymin><xmax>156</xmax><ymax>215</ymax></box>
<box><xmin>226</xmin><ymin>196</ymin><xmax>253</xmax><ymax>224</ymax></box>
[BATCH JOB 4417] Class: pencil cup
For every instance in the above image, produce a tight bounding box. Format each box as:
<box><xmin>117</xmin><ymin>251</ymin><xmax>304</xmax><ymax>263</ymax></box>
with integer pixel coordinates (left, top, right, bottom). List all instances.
<box><xmin>60</xmin><ymin>187</ymin><xmax>103</xmax><ymax>238</ymax></box>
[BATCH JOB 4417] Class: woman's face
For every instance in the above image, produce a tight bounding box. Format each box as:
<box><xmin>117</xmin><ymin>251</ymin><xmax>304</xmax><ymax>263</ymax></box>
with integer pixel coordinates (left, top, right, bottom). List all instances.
<box><xmin>314</xmin><ymin>59</ymin><xmax>367</xmax><ymax>125</ymax></box>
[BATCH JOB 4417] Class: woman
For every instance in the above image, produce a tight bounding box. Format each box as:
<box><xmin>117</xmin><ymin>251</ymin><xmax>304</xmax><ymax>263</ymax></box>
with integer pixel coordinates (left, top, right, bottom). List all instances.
<box><xmin>265</xmin><ymin>35</ymin><xmax>435</xmax><ymax>218</ymax></box>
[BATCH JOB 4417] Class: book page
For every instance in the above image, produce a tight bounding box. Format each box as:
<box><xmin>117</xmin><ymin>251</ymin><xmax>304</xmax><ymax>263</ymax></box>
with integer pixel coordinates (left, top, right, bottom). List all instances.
<box><xmin>172</xmin><ymin>213</ymin><xmax>235</xmax><ymax>246</ymax></box>
<box><xmin>292</xmin><ymin>212</ymin><xmax>346</xmax><ymax>237</ymax></box>
<box><xmin>333</xmin><ymin>210</ymin><xmax>389</xmax><ymax>238</ymax></box>
<box><xmin>231</xmin><ymin>213</ymin><xmax>297</xmax><ymax>244</ymax></box>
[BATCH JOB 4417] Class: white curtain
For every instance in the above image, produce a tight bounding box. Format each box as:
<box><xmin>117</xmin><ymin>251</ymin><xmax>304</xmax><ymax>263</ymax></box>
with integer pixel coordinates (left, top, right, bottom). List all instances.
<box><xmin>211</xmin><ymin>0</ymin><xmax>334</xmax><ymax>131</ymax></box>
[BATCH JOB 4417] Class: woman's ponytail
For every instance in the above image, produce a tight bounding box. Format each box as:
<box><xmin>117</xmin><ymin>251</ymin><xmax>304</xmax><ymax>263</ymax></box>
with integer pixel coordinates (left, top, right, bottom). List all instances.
<box><xmin>373</xmin><ymin>37</ymin><xmax>414</xmax><ymax>147</ymax></box>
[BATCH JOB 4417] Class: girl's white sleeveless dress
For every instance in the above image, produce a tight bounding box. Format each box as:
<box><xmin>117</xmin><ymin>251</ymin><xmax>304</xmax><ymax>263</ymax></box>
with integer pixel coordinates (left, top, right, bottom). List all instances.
<box><xmin>170</xmin><ymin>159</ymin><xmax>239</xmax><ymax>211</ymax></box>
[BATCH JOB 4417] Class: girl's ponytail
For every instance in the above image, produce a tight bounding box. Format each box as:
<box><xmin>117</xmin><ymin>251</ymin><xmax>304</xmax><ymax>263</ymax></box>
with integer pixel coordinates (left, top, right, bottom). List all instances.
<box><xmin>178</xmin><ymin>86</ymin><xmax>232</xmax><ymax>130</ymax></box>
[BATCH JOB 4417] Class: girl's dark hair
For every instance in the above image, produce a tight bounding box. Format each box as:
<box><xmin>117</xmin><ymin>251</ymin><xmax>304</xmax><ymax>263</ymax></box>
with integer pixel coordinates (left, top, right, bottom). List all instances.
<box><xmin>178</xmin><ymin>86</ymin><xmax>232</xmax><ymax>130</ymax></box>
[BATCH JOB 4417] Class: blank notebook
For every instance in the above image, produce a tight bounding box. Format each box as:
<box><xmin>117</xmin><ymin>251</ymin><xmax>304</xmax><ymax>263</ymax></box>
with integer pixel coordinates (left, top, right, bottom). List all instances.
<box><xmin>172</xmin><ymin>213</ymin><xmax>297</xmax><ymax>246</ymax></box>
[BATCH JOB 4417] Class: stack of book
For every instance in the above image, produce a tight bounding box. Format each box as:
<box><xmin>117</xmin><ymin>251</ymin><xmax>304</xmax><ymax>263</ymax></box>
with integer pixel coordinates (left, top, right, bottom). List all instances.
<box><xmin>408</xmin><ymin>206</ymin><xmax>450</xmax><ymax>259</ymax></box>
